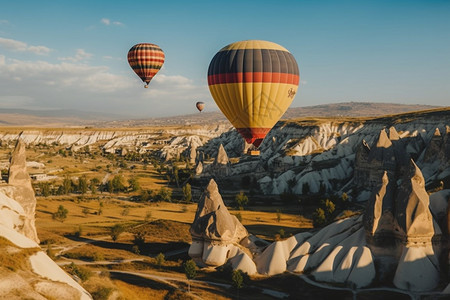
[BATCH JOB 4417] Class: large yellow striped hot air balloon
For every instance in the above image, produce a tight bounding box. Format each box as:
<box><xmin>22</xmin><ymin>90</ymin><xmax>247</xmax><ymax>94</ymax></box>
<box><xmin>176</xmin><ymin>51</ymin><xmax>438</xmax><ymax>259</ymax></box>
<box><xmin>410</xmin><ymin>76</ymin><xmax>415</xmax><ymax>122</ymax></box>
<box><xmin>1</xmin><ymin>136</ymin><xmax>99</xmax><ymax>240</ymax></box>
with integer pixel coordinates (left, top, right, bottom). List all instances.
<box><xmin>128</xmin><ymin>43</ymin><xmax>165</xmax><ymax>88</ymax></box>
<box><xmin>207</xmin><ymin>40</ymin><xmax>299</xmax><ymax>148</ymax></box>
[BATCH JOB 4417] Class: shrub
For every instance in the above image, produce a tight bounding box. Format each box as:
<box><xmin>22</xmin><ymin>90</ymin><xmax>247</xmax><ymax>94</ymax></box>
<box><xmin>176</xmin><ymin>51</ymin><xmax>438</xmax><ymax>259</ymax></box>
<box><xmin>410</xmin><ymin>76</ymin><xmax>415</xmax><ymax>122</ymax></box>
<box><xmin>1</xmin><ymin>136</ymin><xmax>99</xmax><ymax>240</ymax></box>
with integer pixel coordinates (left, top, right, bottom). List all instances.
<box><xmin>184</xmin><ymin>259</ymin><xmax>197</xmax><ymax>293</ymax></box>
<box><xmin>133</xmin><ymin>232</ymin><xmax>146</xmax><ymax>249</ymax></box>
<box><xmin>313</xmin><ymin>208</ymin><xmax>326</xmax><ymax>228</ymax></box>
<box><xmin>276</xmin><ymin>209</ymin><xmax>281</xmax><ymax>223</ymax></box>
<box><xmin>74</xmin><ymin>225</ymin><xmax>83</xmax><ymax>238</ymax></box>
<box><xmin>52</xmin><ymin>205</ymin><xmax>68</xmax><ymax>222</ymax></box>
<box><xmin>67</xmin><ymin>263</ymin><xmax>92</xmax><ymax>281</ymax></box>
<box><xmin>155</xmin><ymin>252</ymin><xmax>165</xmax><ymax>269</ymax></box>
<box><xmin>131</xmin><ymin>245</ymin><xmax>140</xmax><ymax>254</ymax></box>
<box><xmin>91</xmin><ymin>287</ymin><xmax>113</xmax><ymax>300</ymax></box>
<box><xmin>155</xmin><ymin>187</ymin><xmax>172</xmax><ymax>202</ymax></box>
<box><xmin>234</xmin><ymin>192</ymin><xmax>248</xmax><ymax>210</ymax></box>
<box><xmin>182</xmin><ymin>183</ymin><xmax>192</xmax><ymax>202</ymax></box>
<box><xmin>231</xmin><ymin>269</ymin><xmax>244</xmax><ymax>289</ymax></box>
<box><xmin>110</xmin><ymin>224</ymin><xmax>125</xmax><ymax>242</ymax></box>
<box><xmin>82</xmin><ymin>207</ymin><xmax>90</xmax><ymax>217</ymax></box>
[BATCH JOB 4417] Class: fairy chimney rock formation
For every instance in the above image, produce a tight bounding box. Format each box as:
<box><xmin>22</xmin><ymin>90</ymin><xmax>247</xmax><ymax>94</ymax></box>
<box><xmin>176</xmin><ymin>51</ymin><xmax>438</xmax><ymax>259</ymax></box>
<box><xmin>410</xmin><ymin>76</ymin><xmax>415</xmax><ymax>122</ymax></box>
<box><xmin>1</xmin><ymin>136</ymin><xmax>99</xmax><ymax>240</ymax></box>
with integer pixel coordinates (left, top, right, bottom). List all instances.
<box><xmin>8</xmin><ymin>138</ymin><xmax>32</xmax><ymax>188</ymax></box>
<box><xmin>214</xmin><ymin>144</ymin><xmax>229</xmax><ymax>165</ymax></box>
<box><xmin>195</xmin><ymin>161</ymin><xmax>203</xmax><ymax>176</ymax></box>
<box><xmin>190</xmin><ymin>179</ymin><xmax>247</xmax><ymax>243</ymax></box>
<box><xmin>0</xmin><ymin>138</ymin><xmax>39</xmax><ymax>243</ymax></box>
<box><xmin>388</xmin><ymin>126</ymin><xmax>400</xmax><ymax>141</ymax></box>
<box><xmin>188</xmin><ymin>179</ymin><xmax>250</xmax><ymax>266</ymax></box>
<box><xmin>209</xmin><ymin>144</ymin><xmax>230</xmax><ymax>177</ymax></box>
<box><xmin>354</xmin><ymin>129</ymin><xmax>397</xmax><ymax>193</ymax></box>
<box><xmin>395</xmin><ymin>160</ymin><xmax>435</xmax><ymax>242</ymax></box>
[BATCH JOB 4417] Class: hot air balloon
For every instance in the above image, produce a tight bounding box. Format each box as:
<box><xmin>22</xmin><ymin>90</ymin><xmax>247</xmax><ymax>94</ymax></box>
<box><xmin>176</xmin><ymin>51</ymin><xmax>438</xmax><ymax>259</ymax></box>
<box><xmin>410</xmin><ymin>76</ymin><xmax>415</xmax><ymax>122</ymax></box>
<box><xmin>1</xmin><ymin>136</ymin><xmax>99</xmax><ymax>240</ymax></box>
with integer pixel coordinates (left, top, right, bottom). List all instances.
<box><xmin>128</xmin><ymin>43</ymin><xmax>165</xmax><ymax>88</ymax></box>
<box><xmin>207</xmin><ymin>40</ymin><xmax>299</xmax><ymax>150</ymax></box>
<box><xmin>196</xmin><ymin>101</ymin><xmax>205</xmax><ymax>112</ymax></box>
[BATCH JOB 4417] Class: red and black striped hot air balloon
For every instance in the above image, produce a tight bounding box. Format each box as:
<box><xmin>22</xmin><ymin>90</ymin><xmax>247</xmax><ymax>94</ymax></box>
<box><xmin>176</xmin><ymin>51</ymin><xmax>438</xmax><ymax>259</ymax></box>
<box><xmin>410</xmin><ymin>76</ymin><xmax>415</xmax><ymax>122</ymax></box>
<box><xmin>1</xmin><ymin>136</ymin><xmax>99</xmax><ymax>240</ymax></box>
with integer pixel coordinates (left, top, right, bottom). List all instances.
<box><xmin>207</xmin><ymin>40</ymin><xmax>299</xmax><ymax>149</ymax></box>
<box><xmin>128</xmin><ymin>43</ymin><xmax>165</xmax><ymax>88</ymax></box>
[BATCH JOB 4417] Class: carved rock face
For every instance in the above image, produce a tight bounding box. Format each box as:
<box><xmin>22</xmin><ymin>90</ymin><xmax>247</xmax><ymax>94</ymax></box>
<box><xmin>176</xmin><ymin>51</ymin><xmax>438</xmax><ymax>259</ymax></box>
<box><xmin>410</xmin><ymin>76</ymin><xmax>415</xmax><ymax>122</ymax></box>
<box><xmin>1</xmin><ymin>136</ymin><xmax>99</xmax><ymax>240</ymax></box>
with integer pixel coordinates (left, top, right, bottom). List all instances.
<box><xmin>0</xmin><ymin>139</ymin><xmax>39</xmax><ymax>243</ymax></box>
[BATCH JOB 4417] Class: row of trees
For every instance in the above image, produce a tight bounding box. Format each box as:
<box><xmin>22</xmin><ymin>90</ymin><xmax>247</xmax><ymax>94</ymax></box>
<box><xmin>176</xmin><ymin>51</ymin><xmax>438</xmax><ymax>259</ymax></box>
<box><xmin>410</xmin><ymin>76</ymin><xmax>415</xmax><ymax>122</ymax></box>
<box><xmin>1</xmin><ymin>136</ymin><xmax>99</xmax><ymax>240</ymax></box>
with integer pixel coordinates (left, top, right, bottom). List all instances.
<box><xmin>35</xmin><ymin>175</ymin><xmax>141</xmax><ymax>197</ymax></box>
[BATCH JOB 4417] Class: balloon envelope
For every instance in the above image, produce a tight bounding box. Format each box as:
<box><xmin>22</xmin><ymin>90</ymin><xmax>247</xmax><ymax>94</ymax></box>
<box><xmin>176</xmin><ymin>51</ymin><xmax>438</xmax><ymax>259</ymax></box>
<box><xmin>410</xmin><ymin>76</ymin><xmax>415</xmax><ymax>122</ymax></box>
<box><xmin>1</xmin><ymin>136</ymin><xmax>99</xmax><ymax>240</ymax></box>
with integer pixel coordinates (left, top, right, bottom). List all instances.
<box><xmin>207</xmin><ymin>40</ymin><xmax>299</xmax><ymax>148</ymax></box>
<box><xmin>196</xmin><ymin>101</ymin><xmax>205</xmax><ymax>112</ymax></box>
<box><xmin>128</xmin><ymin>43</ymin><xmax>164</xmax><ymax>87</ymax></box>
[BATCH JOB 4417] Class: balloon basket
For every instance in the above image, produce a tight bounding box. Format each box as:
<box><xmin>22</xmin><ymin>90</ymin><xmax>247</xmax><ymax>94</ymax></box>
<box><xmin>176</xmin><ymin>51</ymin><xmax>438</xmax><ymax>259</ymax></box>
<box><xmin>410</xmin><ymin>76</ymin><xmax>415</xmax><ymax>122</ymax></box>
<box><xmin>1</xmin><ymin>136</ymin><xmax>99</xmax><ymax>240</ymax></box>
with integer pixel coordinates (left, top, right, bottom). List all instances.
<box><xmin>247</xmin><ymin>149</ymin><xmax>260</xmax><ymax>156</ymax></box>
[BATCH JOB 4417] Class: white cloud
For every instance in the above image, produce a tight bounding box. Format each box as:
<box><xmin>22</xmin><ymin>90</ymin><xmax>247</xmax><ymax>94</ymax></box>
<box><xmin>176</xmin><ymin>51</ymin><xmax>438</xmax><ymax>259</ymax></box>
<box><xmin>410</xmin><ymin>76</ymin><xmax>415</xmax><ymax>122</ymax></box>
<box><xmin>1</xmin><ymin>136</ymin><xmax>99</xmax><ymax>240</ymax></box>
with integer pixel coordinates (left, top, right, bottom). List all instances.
<box><xmin>0</xmin><ymin>57</ymin><xmax>131</xmax><ymax>93</ymax></box>
<box><xmin>0</xmin><ymin>37</ymin><xmax>51</xmax><ymax>55</ymax></box>
<box><xmin>101</xmin><ymin>18</ymin><xmax>123</xmax><ymax>26</ymax></box>
<box><xmin>300</xmin><ymin>80</ymin><xmax>307</xmax><ymax>85</ymax></box>
<box><xmin>0</xmin><ymin>55</ymin><xmax>210</xmax><ymax>116</ymax></box>
<box><xmin>0</xmin><ymin>20</ymin><xmax>9</xmax><ymax>25</ymax></box>
<box><xmin>58</xmin><ymin>49</ymin><xmax>93</xmax><ymax>62</ymax></box>
<box><xmin>101</xmin><ymin>18</ymin><xmax>110</xmax><ymax>25</ymax></box>
<box><xmin>102</xmin><ymin>55</ymin><xmax>122</xmax><ymax>61</ymax></box>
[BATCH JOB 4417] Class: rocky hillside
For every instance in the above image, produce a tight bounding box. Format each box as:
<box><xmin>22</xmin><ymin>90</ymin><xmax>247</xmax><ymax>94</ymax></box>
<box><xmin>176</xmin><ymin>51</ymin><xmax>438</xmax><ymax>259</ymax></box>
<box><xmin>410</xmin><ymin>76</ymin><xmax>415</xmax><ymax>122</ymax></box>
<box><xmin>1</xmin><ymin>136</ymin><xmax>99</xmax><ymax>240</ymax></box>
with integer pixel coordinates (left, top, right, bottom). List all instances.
<box><xmin>198</xmin><ymin>108</ymin><xmax>450</xmax><ymax>200</ymax></box>
<box><xmin>0</xmin><ymin>107</ymin><xmax>448</xmax><ymax>201</ymax></box>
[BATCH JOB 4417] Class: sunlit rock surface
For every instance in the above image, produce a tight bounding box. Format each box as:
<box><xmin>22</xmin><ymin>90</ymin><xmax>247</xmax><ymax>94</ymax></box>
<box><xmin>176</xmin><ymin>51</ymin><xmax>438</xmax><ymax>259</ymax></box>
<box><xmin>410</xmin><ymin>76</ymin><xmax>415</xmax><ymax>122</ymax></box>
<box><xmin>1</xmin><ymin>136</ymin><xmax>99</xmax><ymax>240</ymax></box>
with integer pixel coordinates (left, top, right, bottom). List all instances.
<box><xmin>189</xmin><ymin>179</ymin><xmax>256</xmax><ymax>274</ymax></box>
<box><xmin>190</xmin><ymin>156</ymin><xmax>448</xmax><ymax>292</ymax></box>
<box><xmin>0</xmin><ymin>138</ymin><xmax>39</xmax><ymax>243</ymax></box>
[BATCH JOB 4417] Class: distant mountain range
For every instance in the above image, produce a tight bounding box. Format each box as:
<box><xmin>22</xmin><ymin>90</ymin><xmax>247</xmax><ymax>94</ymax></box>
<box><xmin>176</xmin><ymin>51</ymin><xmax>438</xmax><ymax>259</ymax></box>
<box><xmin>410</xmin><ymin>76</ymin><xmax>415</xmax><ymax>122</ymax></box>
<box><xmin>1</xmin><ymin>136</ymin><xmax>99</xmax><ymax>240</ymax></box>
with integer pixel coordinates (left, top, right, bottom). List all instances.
<box><xmin>0</xmin><ymin>102</ymin><xmax>442</xmax><ymax>127</ymax></box>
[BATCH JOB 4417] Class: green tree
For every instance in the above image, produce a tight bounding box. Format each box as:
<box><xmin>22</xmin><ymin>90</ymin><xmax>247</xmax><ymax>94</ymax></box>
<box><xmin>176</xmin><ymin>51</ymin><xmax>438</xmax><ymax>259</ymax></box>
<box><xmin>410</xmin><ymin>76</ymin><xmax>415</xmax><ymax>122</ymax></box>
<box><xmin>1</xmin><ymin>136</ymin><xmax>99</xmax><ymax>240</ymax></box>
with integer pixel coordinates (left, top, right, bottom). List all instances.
<box><xmin>133</xmin><ymin>232</ymin><xmax>146</xmax><ymax>250</ymax></box>
<box><xmin>182</xmin><ymin>183</ymin><xmax>192</xmax><ymax>203</ymax></box>
<box><xmin>39</xmin><ymin>182</ymin><xmax>51</xmax><ymax>197</ymax></box>
<box><xmin>139</xmin><ymin>189</ymin><xmax>154</xmax><ymax>202</ymax></box>
<box><xmin>232</xmin><ymin>269</ymin><xmax>244</xmax><ymax>299</ymax></box>
<box><xmin>234</xmin><ymin>192</ymin><xmax>248</xmax><ymax>210</ymax></box>
<box><xmin>313</xmin><ymin>208</ymin><xmax>326</xmax><ymax>228</ymax></box>
<box><xmin>155</xmin><ymin>252</ymin><xmax>165</xmax><ymax>269</ymax></box>
<box><xmin>53</xmin><ymin>205</ymin><xmax>68</xmax><ymax>222</ymax></box>
<box><xmin>106</xmin><ymin>180</ymin><xmax>114</xmax><ymax>193</ymax></box>
<box><xmin>276</xmin><ymin>209</ymin><xmax>281</xmax><ymax>223</ymax></box>
<box><xmin>110</xmin><ymin>224</ymin><xmax>125</xmax><ymax>242</ymax></box>
<box><xmin>62</xmin><ymin>176</ymin><xmax>73</xmax><ymax>194</ymax></box>
<box><xmin>155</xmin><ymin>187</ymin><xmax>172</xmax><ymax>202</ymax></box>
<box><xmin>184</xmin><ymin>259</ymin><xmax>197</xmax><ymax>293</ymax></box>
<box><xmin>128</xmin><ymin>177</ymin><xmax>140</xmax><ymax>192</ymax></box>
<box><xmin>111</xmin><ymin>175</ymin><xmax>126</xmax><ymax>193</ymax></box>
<box><xmin>78</xmin><ymin>175</ymin><xmax>88</xmax><ymax>194</ymax></box>
<box><xmin>324</xmin><ymin>199</ymin><xmax>336</xmax><ymax>219</ymax></box>
<box><xmin>89</xmin><ymin>177</ymin><xmax>99</xmax><ymax>194</ymax></box>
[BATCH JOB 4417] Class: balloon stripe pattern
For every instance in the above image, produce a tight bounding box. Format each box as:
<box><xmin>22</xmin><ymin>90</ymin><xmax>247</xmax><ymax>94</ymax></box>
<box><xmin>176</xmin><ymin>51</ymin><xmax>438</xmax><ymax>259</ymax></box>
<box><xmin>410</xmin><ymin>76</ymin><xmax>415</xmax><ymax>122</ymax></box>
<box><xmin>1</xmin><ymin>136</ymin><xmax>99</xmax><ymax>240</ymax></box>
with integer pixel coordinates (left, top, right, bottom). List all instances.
<box><xmin>128</xmin><ymin>43</ymin><xmax>165</xmax><ymax>86</ymax></box>
<box><xmin>207</xmin><ymin>40</ymin><xmax>299</xmax><ymax>148</ymax></box>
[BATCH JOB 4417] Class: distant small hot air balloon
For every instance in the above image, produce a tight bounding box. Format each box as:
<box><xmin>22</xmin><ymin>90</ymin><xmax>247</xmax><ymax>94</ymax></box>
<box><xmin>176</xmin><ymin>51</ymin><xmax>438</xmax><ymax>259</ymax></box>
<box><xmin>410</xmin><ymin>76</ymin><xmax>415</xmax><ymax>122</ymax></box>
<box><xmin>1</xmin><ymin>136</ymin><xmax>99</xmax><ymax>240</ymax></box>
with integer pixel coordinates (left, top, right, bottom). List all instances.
<box><xmin>128</xmin><ymin>43</ymin><xmax>165</xmax><ymax>88</ymax></box>
<box><xmin>196</xmin><ymin>101</ymin><xmax>205</xmax><ymax>112</ymax></box>
<box><xmin>208</xmin><ymin>40</ymin><xmax>299</xmax><ymax>149</ymax></box>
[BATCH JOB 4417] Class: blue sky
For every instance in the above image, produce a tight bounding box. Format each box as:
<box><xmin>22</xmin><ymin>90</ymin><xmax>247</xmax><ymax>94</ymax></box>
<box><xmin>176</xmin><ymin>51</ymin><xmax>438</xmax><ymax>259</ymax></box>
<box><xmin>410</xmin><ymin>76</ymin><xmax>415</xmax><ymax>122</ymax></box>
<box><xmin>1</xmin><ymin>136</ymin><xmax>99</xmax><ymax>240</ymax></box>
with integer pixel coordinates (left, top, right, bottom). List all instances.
<box><xmin>0</xmin><ymin>0</ymin><xmax>449</xmax><ymax>118</ymax></box>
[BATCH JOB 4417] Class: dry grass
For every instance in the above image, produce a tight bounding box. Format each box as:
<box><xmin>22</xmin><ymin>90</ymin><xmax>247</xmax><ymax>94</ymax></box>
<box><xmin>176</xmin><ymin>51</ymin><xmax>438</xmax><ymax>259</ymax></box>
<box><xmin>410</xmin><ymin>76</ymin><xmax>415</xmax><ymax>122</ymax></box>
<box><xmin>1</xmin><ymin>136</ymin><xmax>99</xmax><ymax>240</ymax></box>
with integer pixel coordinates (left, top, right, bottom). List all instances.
<box><xmin>63</xmin><ymin>244</ymin><xmax>141</xmax><ymax>261</ymax></box>
<box><xmin>113</xmin><ymin>279</ymin><xmax>170</xmax><ymax>300</ymax></box>
<box><xmin>0</xmin><ymin>237</ymin><xmax>40</xmax><ymax>272</ymax></box>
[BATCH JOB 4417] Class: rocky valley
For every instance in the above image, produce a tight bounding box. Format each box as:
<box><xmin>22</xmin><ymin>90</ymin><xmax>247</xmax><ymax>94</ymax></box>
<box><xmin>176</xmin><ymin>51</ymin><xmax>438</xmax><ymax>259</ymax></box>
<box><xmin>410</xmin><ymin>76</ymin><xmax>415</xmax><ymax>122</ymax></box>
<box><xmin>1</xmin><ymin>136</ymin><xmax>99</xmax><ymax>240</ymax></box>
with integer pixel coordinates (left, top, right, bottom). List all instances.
<box><xmin>0</xmin><ymin>106</ymin><xmax>449</xmax><ymax>299</ymax></box>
